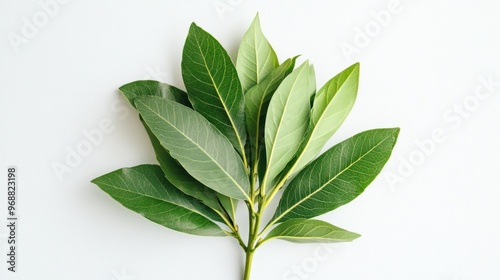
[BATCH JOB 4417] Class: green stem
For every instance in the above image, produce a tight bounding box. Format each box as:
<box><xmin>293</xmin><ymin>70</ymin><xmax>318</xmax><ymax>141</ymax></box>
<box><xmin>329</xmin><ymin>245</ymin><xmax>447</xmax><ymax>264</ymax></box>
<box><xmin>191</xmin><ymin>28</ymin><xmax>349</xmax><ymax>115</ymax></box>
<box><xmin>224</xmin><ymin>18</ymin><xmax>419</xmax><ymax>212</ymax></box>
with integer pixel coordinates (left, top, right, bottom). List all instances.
<box><xmin>243</xmin><ymin>208</ymin><xmax>256</xmax><ymax>279</ymax></box>
<box><xmin>243</xmin><ymin>248</ymin><xmax>255</xmax><ymax>280</ymax></box>
<box><xmin>242</xmin><ymin>192</ymin><xmax>265</xmax><ymax>280</ymax></box>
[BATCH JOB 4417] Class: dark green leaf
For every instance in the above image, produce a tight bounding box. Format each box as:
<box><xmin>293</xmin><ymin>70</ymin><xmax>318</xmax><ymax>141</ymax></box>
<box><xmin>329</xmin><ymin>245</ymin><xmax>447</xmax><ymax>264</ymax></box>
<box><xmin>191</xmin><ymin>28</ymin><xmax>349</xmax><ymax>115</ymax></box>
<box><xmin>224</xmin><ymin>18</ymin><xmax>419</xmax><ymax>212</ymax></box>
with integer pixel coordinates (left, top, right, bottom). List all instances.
<box><xmin>271</xmin><ymin>128</ymin><xmax>400</xmax><ymax>224</ymax></box>
<box><xmin>91</xmin><ymin>164</ymin><xmax>226</xmax><ymax>236</ymax></box>
<box><xmin>182</xmin><ymin>23</ymin><xmax>247</xmax><ymax>161</ymax></box>
<box><xmin>136</xmin><ymin>97</ymin><xmax>251</xmax><ymax>200</ymax></box>
<box><xmin>263</xmin><ymin>219</ymin><xmax>360</xmax><ymax>243</ymax></box>
<box><xmin>236</xmin><ymin>13</ymin><xmax>279</xmax><ymax>93</ymax></box>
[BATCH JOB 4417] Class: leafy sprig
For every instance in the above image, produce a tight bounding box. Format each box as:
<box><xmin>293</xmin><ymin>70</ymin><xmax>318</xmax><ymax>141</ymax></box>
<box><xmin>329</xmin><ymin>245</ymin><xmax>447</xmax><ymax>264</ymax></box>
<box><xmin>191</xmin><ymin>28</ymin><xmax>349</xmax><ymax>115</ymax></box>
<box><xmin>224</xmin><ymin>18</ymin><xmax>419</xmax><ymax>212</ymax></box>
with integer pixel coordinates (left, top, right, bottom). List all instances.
<box><xmin>92</xmin><ymin>14</ymin><xmax>399</xmax><ymax>280</ymax></box>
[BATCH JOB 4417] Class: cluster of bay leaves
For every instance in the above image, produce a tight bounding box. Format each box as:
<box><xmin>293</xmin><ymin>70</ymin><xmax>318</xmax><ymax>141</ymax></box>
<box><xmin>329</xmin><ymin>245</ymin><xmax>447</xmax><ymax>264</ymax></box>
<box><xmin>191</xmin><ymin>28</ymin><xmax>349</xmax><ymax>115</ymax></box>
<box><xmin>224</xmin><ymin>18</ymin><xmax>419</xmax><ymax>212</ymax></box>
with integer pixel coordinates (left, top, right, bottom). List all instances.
<box><xmin>92</xmin><ymin>14</ymin><xmax>398</xmax><ymax>269</ymax></box>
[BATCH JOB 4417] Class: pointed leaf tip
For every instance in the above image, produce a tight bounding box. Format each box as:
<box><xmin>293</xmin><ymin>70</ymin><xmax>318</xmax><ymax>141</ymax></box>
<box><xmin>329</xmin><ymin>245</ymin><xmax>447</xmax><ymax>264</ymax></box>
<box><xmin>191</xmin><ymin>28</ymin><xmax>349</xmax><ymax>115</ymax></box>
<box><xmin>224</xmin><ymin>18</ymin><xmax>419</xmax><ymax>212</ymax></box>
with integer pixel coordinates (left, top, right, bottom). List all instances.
<box><xmin>236</xmin><ymin>13</ymin><xmax>279</xmax><ymax>93</ymax></box>
<box><xmin>182</xmin><ymin>22</ymin><xmax>248</xmax><ymax>160</ymax></box>
<box><xmin>289</xmin><ymin>62</ymin><xmax>361</xmax><ymax>174</ymax></box>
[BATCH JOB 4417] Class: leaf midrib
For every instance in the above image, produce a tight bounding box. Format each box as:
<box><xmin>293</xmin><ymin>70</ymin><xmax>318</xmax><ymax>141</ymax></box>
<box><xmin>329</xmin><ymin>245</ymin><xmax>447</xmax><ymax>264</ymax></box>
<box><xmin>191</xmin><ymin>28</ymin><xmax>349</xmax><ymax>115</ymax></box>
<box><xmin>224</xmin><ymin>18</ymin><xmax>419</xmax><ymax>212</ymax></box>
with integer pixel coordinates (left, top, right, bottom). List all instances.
<box><xmin>252</xmin><ymin>23</ymin><xmax>260</xmax><ymax>85</ymax></box>
<box><xmin>241</xmin><ymin>20</ymin><xmax>270</xmax><ymax>86</ymax></box>
<box><xmin>252</xmin><ymin>22</ymin><xmax>274</xmax><ymax>85</ymax></box>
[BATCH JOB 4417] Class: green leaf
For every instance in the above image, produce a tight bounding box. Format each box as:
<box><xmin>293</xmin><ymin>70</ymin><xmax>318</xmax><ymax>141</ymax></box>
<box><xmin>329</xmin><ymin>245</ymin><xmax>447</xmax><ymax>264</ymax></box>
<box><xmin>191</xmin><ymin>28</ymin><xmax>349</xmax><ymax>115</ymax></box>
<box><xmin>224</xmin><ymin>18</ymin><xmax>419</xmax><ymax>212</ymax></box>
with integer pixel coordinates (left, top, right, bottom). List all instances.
<box><xmin>271</xmin><ymin>128</ymin><xmax>400</xmax><ymax>224</ymax></box>
<box><xmin>119</xmin><ymin>80</ymin><xmax>224</xmax><ymax>212</ymax></box>
<box><xmin>119</xmin><ymin>80</ymin><xmax>190</xmax><ymax>107</ymax></box>
<box><xmin>245</xmin><ymin>57</ymin><xmax>296</xmax><ymax>164</ymax></box>
<box><xmin>290</xmin><ymin>63</ymin><xmax>360</xmax><ymax>174</ymax></box>
<box><xmin>135</xmin><ymin>96</ymin><xmax>251</xmax><ymax>200</ymax></box>
<box><xmin>236</xmin><ymin>13</ymin><xmax>279</xmax><ymax>93</ymax></box>
<box><xmin>262</xmin><ymin>62</ymin><xmax>316</xmax><ymax>192</ymax></box>
<box><xmin>263</xmin><ymin>219</ymin><xmax>360</xmax><ymax>243</ymax></box>
<box><xmin>182</xmin><ymin>23</ymin><xmax>247</xmax><ymax>161</ymax></box>
<box><xmin>91</xmin><ymin>164</ymin><xmax>226</xmax><ymax>237</ymax></box>
<box><xmin>142</xmin><ymin>123</ymin><xmax>222</xmax><ymax>212</ymax></box>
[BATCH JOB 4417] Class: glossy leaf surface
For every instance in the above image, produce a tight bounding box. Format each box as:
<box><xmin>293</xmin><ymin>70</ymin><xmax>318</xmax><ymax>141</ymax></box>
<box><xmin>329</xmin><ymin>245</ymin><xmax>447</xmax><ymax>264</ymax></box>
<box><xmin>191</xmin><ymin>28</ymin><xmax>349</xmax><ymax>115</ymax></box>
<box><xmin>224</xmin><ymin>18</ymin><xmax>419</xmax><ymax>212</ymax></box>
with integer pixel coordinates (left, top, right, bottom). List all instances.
<box><xmin>182</xmin><ymin>23</ymin><xmax>247</xmax><ymax>159</ymax></box>
<box><xmin>92</xmin><ymin>164</ymin><xmax>226</xmax><ymax>236</ymax></box>
<box><xmin>272</xmin><ymin>128</ymin><xmax>400</xmax><ymax>224</ymax></box>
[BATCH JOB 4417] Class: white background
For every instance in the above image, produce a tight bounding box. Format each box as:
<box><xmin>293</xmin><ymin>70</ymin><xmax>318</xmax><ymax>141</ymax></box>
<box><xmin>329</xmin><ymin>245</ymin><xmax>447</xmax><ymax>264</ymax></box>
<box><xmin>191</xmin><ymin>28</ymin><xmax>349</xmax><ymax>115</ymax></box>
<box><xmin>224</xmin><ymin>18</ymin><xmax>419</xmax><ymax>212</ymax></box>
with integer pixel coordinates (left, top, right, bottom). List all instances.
<box><xmin>1</xmin><ymin>0</ymin><xmax>500</xmax><ymax>279</ymax></box>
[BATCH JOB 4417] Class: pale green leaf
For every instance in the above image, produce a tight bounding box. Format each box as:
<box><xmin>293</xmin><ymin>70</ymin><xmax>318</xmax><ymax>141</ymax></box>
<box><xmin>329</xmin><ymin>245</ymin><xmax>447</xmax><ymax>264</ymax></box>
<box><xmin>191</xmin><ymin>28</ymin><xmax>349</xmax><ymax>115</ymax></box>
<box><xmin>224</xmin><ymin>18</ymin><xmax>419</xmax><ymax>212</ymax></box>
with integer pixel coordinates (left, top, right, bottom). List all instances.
<box><xmin>291</xmin><ymin>63</ymin><xmax>360</xmax><ymax>174</ymax></box>
<box><xmin>135</xmin><ymin>97</ymin><xmax>251</xmax><ymax>200</ymax></box>
<box><xmin>262</xmin><ymin>62</ymin><xmax>316</xmax><ymax>192</ymax></box>
<box><xmin>236</xmin><ymin>13</ymin><xmax>279</xmax><ymax>93</ymax></box>
<box><xmin>245</xmin><ymin>57</ymin><xmax>296</xmax><ymax>164</ymax></box>
<box><xmin>263</xmin><ymin>219</ymin><xmax>360</xmax><ymax>243</ymax></box>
